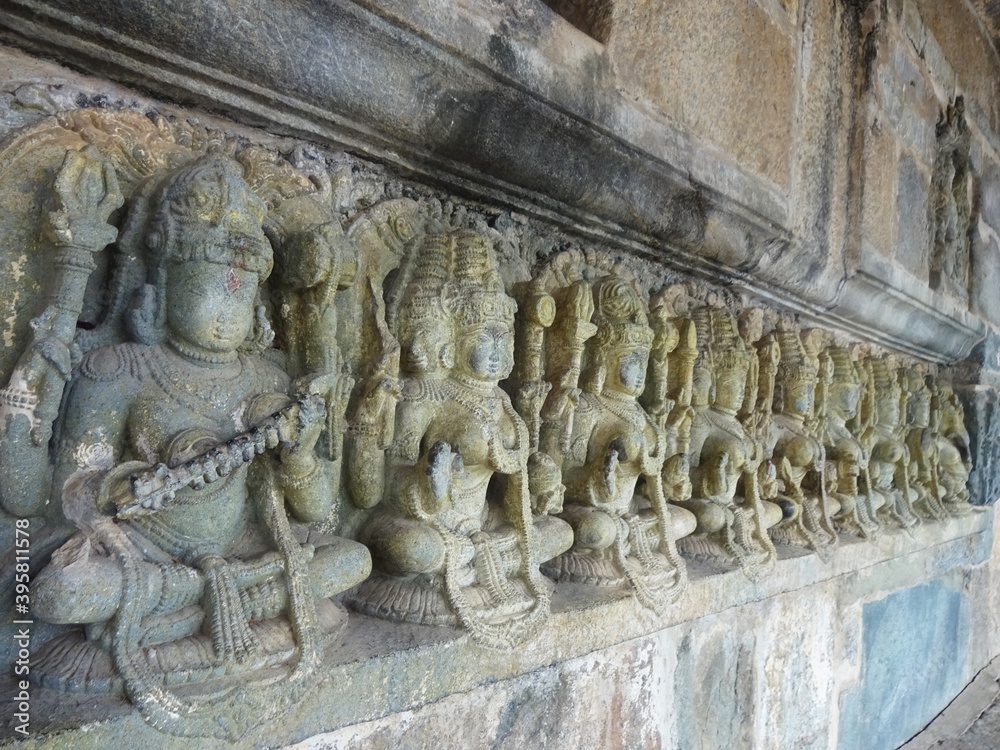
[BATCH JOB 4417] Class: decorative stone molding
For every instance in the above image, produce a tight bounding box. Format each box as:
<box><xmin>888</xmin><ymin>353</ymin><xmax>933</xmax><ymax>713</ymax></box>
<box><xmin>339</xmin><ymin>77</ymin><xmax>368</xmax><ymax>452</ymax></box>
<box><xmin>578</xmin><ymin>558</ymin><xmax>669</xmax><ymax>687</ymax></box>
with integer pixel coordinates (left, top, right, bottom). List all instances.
<box><xmin>0</xmin><ymin>0</ymin><xmax>987</xmax><ymax>362</ymax></box>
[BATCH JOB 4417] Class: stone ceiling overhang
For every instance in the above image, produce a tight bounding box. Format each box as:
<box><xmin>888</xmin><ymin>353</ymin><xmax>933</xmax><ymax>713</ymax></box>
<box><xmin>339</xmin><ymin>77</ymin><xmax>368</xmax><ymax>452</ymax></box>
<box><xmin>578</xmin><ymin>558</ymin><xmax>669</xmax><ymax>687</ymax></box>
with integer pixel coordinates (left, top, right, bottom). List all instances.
<box><xmin>0</xmin><ymin>0</ymin><xmax>988</xmax><ymax>362</ymax></box>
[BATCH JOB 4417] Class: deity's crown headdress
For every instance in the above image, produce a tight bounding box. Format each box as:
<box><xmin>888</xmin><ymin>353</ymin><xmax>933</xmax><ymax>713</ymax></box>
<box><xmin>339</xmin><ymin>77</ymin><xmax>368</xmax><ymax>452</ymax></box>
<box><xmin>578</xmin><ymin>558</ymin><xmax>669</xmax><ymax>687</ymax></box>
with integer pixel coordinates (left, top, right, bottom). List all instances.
<box><xmin>590</xmin><ymin>276</ymin><xmax>654</xmax><ymax>351</ymax></box>
<box><xmin>775</xmin><ymin>329</ymin><xmax>819</xmax><ymax>384</ymax></box>
<box><xmin>390</xmin><ymin>228</ymin><xmax>516</xmax><ymax>335</ymax></box>
<box><xmin>143</xmin><ymin>156</ymin><xmax>273</xmax><ymax>278</ymax></box>
<box><xmin>693</xmin><ymin>307</ymin><xmax>752</xmax><ymax>372</ymax></box>
<box><xmin>826</xmin><ymin>346</ymin><xmax>861</xmax><ymax>385</ymax></box>
<box><xmin>871</xmin><ymin>357</ymin><xmax>901</xmax><ymax>391</ymax></box>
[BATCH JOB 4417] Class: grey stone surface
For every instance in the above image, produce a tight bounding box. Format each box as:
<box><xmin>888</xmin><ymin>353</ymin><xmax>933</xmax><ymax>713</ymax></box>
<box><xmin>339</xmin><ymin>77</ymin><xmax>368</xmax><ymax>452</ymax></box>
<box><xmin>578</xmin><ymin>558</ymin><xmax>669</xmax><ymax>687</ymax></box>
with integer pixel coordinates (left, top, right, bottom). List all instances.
<box><xmin>897</xmin><ymin>153</ymin><xmax>931</xmax><ymax>279</ymax></box>
<box><xmin>0</xmin><ymin>0</ymin><xmax>997</xmax><ymax>746</ymax></box>
<box><xmin>838</xmin><ymin>581</ymin><xmax>970</xmax><ymax>750</ymax></box>
<box><xmin>902</xmin><ymin>655</ymin><xmax>1000</xmax><ymax>750</ymax></box>
<box><xmin>877</xmin><ymin>35</ymin><xmax>937</xmax><ymax>164</ymax></box>
<box><xmin>2</xmin><ymin>510</ymin><xmax>993</xmax><ymax>748</ymax></box>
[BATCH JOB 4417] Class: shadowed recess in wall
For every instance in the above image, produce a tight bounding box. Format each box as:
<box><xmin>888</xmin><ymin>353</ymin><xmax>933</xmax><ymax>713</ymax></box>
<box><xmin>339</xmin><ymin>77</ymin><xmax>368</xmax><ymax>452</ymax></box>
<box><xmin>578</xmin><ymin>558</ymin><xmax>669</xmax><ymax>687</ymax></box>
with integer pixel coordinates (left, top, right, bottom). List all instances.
<box><xmin>541</xmin><ymin>0</ymin><xmax>614</xmax><ymax>44</ymax></box>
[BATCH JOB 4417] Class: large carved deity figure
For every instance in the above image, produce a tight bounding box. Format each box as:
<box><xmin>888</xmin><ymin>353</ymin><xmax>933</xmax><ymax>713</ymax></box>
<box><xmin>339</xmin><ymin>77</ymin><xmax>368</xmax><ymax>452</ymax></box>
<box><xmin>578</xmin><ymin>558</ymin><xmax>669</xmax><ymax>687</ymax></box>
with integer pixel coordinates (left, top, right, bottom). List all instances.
<box><xmin>818</xmin><ymin>346</ymin><xmax>883</xmax><ymax>539</ymax></box>
<box><xmin>865</xmin><ymin>358</ymin><xmax>921</xmax><ymax>529</ymax></box>
<box><xmin>345</xmin><ymin>228</ymin><xmax>573</xmax><ymax>648</ymax></box>
<box><xmin>539</xmin><ymin>277</ymin><xmax>695</xmax><ymax>612</ymax></box>
<box><xmin>675</xmin><ymin>306</ymin><xmax>781</xmax><ymax>581</ymax></box>
<box><xmin>0</xmin><ymin>150</ymin><xmax>370</xmax><ymax>738</ymax></box>
<box><xmin>761</xmin><ymin>329</ymin><xmax>839</xmax><ymax>556</ymax></box>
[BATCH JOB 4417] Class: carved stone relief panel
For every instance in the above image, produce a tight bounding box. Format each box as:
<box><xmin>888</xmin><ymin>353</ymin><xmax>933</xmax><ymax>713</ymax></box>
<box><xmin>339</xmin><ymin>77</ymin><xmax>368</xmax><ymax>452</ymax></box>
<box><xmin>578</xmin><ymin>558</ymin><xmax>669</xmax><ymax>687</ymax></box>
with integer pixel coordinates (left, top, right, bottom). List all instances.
<box><xmin>0</xmin><ymin>107</ymin><xmax>978</xmax><ymax>739</ymax></box>
<box><xmin>929</xmin><ymin>97</ymin><xmax>973</xmax><ymax>302</ymax></box>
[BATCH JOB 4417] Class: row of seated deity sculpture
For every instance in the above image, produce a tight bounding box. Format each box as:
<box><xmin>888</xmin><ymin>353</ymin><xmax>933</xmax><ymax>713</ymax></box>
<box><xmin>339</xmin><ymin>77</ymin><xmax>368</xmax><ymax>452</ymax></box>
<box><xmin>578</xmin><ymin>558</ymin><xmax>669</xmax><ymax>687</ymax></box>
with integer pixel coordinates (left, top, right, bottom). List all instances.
<box><xmin>0</xmin><ymin>109</ymin><xmax>976</xmax><ymax>740</ymax></box>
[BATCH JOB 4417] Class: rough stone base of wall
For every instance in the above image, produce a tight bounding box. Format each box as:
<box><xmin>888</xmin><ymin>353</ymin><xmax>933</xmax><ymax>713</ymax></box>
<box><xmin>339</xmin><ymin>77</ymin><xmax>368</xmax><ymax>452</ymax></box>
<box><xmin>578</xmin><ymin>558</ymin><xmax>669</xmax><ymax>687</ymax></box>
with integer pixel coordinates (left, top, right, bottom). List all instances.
<box><xmin>8</xmin><ymin>510</ymin><xmax>997</xmax><ymax>750</ymax></box>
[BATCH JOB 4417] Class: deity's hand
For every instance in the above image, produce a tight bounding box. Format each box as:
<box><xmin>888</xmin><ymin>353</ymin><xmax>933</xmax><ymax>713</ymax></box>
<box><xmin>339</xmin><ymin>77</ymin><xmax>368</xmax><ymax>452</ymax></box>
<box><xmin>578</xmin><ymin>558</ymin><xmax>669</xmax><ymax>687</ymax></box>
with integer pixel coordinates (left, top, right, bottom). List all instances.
<box><xmin>600</xmin><ymin>438</ymin><xmax>628</xmax><ymax>499</ymax></box>
<box><xmin>294</xmin><ymin>370</ymin><xmax>355</xmax><ymax>460</ymax></box>
<box><xmin>664</xmin><ymin>403</ymin><xmax>693</xmax><ymax>446</ymax></box>
<box><xmin>3</xmin><ymin>336</ymin><xmax>73</xmax><ymax>445</ymax></box>
<box><xmin>701</xmin><ymin>452</ymin><xmax>730</xmax><ymax>499</ymax></box>
<box><xmin>295</xmin><ymin>371</ymin><xmax>353</xmax><ymax>407</ymax></box>
<box><xmin>543</xmin><ymin>386</ymin><xmax>581</xmax><ymax>422</ymax></box>
<box><xmin>426</xmin><ymin>441</ymin><xmax>463</xmax><ymax>506</ymax></box>
<box><xmin>350</xmin><ymin>373</ymin><xmax>401</xmax><ymax>430</ymax></box>
<box><xmin>275</xmin><ymin>393</ymin><xmax>328</xmax><ymax>456</ymax></box>
<box><xmin>758</xmin><ymin>460</ymin><xmax>779</xmax><ymax>500</ymax></box>
<box><xmin>516</xmin><ymin>380</ymin><xmax>552</xmax><ymax>419</ymax></box>
<box><xmin>663</xmin><ymin>454</ymin><xmax>693</xmax><ymax>502</ymax></box>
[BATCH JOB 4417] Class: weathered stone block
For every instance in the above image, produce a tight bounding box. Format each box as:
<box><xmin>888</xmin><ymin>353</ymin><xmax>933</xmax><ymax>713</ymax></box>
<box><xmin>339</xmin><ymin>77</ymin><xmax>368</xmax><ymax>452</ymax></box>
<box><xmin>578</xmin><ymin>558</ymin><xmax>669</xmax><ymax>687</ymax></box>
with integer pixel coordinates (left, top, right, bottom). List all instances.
<box><xmin>896</xmin><ymin>152</ymin><xmax>931</xmax><ymax>278</ymax></box>
<box><xmin>838</xmin><ymin>580</ymin><xmax>970</xmax><ymax>750</ymax></box>
<box><xmin>875</xmin><ymin>34</ymin><xmax>937</xmax><ymax>163</ymax></box>
<box><xmin>860</xmin><ymin>123</ymin><xmax>898</xmax><ymax>258</ymax></box>
<box><xmin>608</xmin><ymin>0</ymin><xmax>795</xmax><ymax>188</ymax></box>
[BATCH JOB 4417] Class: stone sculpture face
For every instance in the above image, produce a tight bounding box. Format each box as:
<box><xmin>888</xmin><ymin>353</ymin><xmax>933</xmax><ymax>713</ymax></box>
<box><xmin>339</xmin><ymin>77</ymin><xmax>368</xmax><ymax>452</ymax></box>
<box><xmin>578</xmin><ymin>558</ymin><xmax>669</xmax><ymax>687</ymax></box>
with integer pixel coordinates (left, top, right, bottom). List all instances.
<box><xmin>459</xmin><ymin>320</ymin><xmax>515</xmax><ymax>382</ymax></box>
<box><xmin>400</xmin><ymin>313</ymin><xmax>453</xmax><ymax>374</ymax></box>
<box><xmin>611</xmin><ymin>346</ymin><xmax>649</xmax><ymax>395</ymax></box>
<box><xmin>713</xmin><ymin>362</ymin><xmax>747</xmax><ymax>412</ymax></box>
<box><xmin>832</xmin><ymin>380</ymin><xmax>861</xmax><ymax>419</ymax></box>
<box><xmin>165</xmin><ymin>259</ymin><xmax>258</xmax><ymax>354</ymax></box>
<box><xmin>785</xmin><ymin>377</ymin><xmax>815</xmax><ymax>417</ymax></box>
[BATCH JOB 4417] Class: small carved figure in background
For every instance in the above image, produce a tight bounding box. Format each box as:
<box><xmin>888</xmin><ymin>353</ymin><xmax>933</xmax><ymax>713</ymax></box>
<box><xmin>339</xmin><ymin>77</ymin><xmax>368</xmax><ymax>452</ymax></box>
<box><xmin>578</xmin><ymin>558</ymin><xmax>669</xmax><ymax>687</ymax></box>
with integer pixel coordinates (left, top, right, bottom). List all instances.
<box><xmin>540</xmin><ymin>276</ymin><xmax>695</xmax><ymax>611</ymax></box>
<box><xmin>675</xmin><ymin>306</ymin><xmax>781</xmax><ymax>581</ymax></box>
<box><xmin>929</xmin><ymin>96</ymin><xmax>972</xmax><ymax>302</ymax></box>
<box><xmin>818</xmin><ymin>346</ymin><xmax>883</xmax><ymax>539</ymax></box>
<box><xmin>761</xmin><ymin>328</ymin><xmax>839</xmax><ymax>556</ymax></box>
<box><xmin>904</xmin><ymin>366</ymin><xmax>952</xmax><ymax>521</ymax></box>
<box><xmin>932</xmin><ymin>376</ymin><xmax>973</xmax><ymax>515</ymax></box>
<box><xmin>865</xmin><ymin>358</ymin><xmax>922</xmax><ymax>530</ymax></box>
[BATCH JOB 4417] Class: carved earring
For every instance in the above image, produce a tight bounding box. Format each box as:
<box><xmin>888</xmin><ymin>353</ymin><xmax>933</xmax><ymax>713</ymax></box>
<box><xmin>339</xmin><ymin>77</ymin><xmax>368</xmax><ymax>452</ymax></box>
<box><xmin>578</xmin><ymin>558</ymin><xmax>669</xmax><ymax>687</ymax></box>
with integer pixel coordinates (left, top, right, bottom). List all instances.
<box><xmin>440</xmin><ymin>343</ymin><xmax>455</xmax><ymax>370</ymax></box>
<box><xmin>240</xmin><ymin>300</ymin><xmax>275</xmax><ymax>354</ymax></box>
<box><xmin>126</xmin><ymin>281</ymin><xmax>166</xmax><ymax>345</ymax></box>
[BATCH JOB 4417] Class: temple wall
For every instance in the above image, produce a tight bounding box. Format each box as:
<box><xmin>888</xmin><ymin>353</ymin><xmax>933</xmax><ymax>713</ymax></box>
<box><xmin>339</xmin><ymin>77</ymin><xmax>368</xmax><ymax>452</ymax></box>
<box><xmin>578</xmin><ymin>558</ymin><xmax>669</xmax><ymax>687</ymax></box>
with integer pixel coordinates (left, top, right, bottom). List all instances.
<box><xmin>0</xmin><ymin>0</ymin><xmax>999</xmax><ymax>747</ymax></box>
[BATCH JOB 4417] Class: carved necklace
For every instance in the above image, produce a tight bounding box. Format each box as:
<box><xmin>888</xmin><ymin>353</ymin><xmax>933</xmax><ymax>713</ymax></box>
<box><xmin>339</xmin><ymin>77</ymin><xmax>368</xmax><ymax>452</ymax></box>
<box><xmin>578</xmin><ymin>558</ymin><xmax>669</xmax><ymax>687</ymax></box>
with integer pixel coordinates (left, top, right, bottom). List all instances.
<box><xmin>148</xmin><ymin>345</ymin><xmax>248</xmax><ymax>417</ymax></box>
<box><xmin>399</xmin><ymin>375</ymin><xmax>527</xmax><ymax>475</ymax></box>
<box><xmin>168</xmin><ymin>338</ymin><xmax>238</xmax><ymax>365</ymax></box>
<box><xmin>442</xmin><ymin>378</ymin><xmax>526</xmax><ymax>475</ymax></box>
<box><xmin>594</xmin><ymin>390</ymin><xmax>646</xmax><ymax>430</ymax></box>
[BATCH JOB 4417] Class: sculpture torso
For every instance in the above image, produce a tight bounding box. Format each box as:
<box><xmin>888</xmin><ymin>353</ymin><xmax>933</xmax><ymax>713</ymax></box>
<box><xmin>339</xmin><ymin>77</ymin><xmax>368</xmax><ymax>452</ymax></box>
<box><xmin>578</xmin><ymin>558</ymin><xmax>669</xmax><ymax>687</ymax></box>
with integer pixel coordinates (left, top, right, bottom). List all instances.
<box><xmin>63</xmin><ymin>343</ymin><xmax>288</xmax><ymax>559</ymax></box>
<box><xmin>389</xmin><ymin>375</ymin><xmax>524</xmax><ymax>528</ymax></box>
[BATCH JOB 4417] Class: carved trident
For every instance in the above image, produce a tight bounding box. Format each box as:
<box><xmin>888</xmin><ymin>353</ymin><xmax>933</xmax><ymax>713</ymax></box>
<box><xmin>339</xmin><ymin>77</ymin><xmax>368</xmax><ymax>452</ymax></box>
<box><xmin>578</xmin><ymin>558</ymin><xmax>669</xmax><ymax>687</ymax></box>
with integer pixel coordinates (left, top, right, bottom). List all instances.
<box><xmin>0</xmin><ymin>146</ymin><xmax>122</xmax><ymax>444</ymax></box>
<box><xmin>512</xmin><ymin>277</ymin><xmax>557</xmax><ymax>452</ymax></box>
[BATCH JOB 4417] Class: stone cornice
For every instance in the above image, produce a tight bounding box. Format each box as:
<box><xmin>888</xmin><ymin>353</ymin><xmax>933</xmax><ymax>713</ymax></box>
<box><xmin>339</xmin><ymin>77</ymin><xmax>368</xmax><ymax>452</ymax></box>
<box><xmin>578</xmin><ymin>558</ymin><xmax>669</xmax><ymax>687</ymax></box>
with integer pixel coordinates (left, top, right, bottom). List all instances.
<box><xmin>0</xmin><ymin>0</ymin><xmax>987</xmax><ymax>361</ymax></box>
